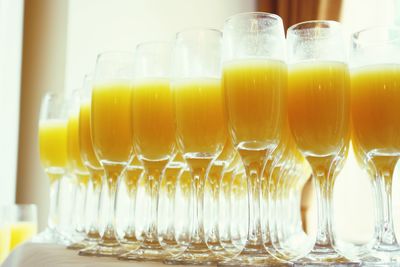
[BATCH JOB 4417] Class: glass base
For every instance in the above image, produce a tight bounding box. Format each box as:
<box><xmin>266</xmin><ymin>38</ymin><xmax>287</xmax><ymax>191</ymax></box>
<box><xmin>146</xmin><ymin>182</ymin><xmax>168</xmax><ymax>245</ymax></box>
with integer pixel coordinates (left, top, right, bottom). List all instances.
<box><xmin>164</xmin><ymin>242</ymin><xmax>222</xmax><ymax>265</ymax></box>
<box><xmin>293</xmin><ymin>247</ymin><xmax>360</xmax><ymax>266</ymax></box>
<box><xmin>218</xmin><ymin>245</ymin><xmax>291</xmax><ymax>267</ymax></box>
<box><xmin>208</xmin><ymin>240</ymin><xmax>236</xmax><ymax>259</ymax></box>
<box><xmin>79</xmin><ymin>240</ymin><xmax>126</xmax><ymax>257</ymax></box>
<box><xmin>67</xmin><ymin>241</ymin><xmax>87</xmax><ymax>250</ymax></box>
<box><xmin>79</xmin><ymin>245</ymin><xmax>98</xmax><ymax>256</ymax></box>
<box><xmin>357</xmin><ymin>245</ymin><xmax>400</xmax><ymax>265</ymax></box>
<box><xmin>118</xmin><ymin>240</ymin><xmax>169</xmax><ymax>262</ymax></box>
<box><xmin>32</xmin><ymin>228</ymin><xmax>71</xmax><ymax>245</ymax></box>
<box><xmin>161</xmin><ymin>238</ymin><xmax>185</xmax><ymax>255</ymax></box>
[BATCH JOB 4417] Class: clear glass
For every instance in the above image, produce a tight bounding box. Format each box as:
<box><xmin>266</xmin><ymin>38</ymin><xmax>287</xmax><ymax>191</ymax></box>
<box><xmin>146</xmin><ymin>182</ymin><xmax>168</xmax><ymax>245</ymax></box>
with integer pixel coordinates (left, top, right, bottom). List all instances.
<box><xmin>165</xmin><ymin>28</ymin><xmax>227</xmax><ymax>265</ymax></box>
<box><xmin>90</xmin><ymin>51</ymin><xmax>135</xmax><ymax>257</ymax></box>
<box><xmin>77</xmin><ymin>74</ymin><xmax>103</xmax><ymax>256</ymax></box>
<box><xmin>120</xmin><ymin>42</ymin><xmax>175</xmax><ymax>262</ymax></box>
<box><xmin>287</xmin><ymin>20</ymin><xmax>359</xmax><ymax>266</ymax></box>
<box><xmin>65</xmin><ymin>89</ymin><xmax>90</xmax><ymax>250</ymax></box>
<box><xmin>351</xmin><ymin>26</ymin><xmax>400</xmax><ymax>264</ymax></box>
<box><xmin>36</xmin><ymin>92</ymin><xmax>70</xmax><ymax>244</ymax></box>
<box><xmin>3</xmin><ymin>204</ymin><xmax>38</xmax><ymax>253</ymax></box>
<box><xmin>220</xmin><ymin>12</ymin><xmax>289</xmax><ymax>266</ymax></box>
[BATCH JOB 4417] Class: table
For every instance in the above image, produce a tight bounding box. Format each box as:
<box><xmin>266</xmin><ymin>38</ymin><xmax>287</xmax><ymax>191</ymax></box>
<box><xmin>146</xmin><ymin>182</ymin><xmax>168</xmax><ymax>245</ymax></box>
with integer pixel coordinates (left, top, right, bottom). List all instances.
<box><xmin>1</xmin><ymin>243</ymin><xmax>199</xmax><ymax>267</ymax></box>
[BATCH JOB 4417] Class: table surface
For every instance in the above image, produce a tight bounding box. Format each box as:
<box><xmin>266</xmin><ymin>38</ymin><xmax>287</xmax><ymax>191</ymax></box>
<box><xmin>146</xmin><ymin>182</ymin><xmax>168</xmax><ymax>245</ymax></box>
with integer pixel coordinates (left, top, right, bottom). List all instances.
<box><xmin>1</xmin><ymin>243</ymin><xmax>203</xmax><ymax>267</ymax></box>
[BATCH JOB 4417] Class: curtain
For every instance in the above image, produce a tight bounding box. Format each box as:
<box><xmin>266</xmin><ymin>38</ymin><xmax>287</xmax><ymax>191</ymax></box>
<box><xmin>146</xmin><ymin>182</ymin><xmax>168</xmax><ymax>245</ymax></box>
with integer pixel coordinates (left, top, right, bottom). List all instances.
<box><xmin>258</xmin><ymin>0</ymin><xmax>343</xmax><ymax>31</ymax></box>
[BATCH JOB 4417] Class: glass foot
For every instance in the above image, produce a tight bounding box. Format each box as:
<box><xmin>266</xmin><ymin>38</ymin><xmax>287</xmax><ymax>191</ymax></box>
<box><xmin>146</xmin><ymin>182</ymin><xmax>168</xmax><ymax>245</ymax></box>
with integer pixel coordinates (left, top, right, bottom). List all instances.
<box><xmin>79</xmin><ymin>245</ymin><xmax>98</xmax><ymax>256</ymax></box>
<box><xmin>67</xmin><ymin>241</ymin><xmax>87</xmax><ymax>250</ymax></box>
<box><xmin>164</xmin><ymin>242</ymin><xmax>222</xmax><ymax>265</ymax></box>
<box><xmin>293</xmin><ymin>248</ymin><xmax>360</xmax><ymax>266</ymax></box>
<box><xmin>208</xmin><ymin>240</ymin><xmax>236</xmax><ymax>259</ymax></box>
<box><xmin>32</xmin><ymin>228</ymin><xmax>71</xmax><ymax>245</ymax></box>
<box><xmin>118</xmin><ymin>240</ymin><xmax>170</xmax><ymax>262</ymax></box>
<box><xmin>218</xmin><ymin>245</ymin><xmax>292</xmax><ymax>267</ymax></box>
<box><xmin>357</xmin><ymin>246</ymin><xmax>400</xmax><ymax>266</ymax></box>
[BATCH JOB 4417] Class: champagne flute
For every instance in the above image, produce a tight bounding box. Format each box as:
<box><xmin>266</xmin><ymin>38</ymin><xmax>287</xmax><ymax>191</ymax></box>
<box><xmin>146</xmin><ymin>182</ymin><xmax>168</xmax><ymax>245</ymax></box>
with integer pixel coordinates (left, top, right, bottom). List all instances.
<box><xmin>221</xmin><ymin>12</ymin><xmax>288</xmax><ymax>266</ymax></box>
<box><xmin>78</xmin><ymin>74</ymin><xmax>104</xmax><ymax>256</ymax></box>
<box><xmin>120</xmin><ymin>42</ymin><xmax>176</xmax><ymax>261</ymax></box>
<box><xmin>91</xmin><ymin>51</ymin><xmax>135</xmax><ymax>256</ymax></box>
<box><xmin>287</xmin><ymin>20</ymin><xmax>358</xmax><ymax>266</ymax></box>
<box><xmin>351</xmin><ymin>26</ymin><xmax>400</xmax><ymax>264</ymax></box>
<box><xmin>165</xmin><ymin>28</ymin><xmax>227</xmax><ymax>265</ymax></box>
<box><xmin>37</xmin><ymin>92</ymin><xmax>69</xmax><ymax>244</ymax></box>
<box><xmin>66</xmin><ymin>89</ymin><xmax>90</xmax><ymax>250</ymax></box>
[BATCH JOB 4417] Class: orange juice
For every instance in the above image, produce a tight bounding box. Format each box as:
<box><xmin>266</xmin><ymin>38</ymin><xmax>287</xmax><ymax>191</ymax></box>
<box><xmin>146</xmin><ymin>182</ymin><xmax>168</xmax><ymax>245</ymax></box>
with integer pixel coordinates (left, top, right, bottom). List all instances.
<box><xmin>222</xmin><ymin>59</ymin><xmax>287</xmax><ymax>150</ymax></box>
<box><xmin>92</xmin><ymin>82</ymin><xmax>134</xmax><ymax>164</ymax></box>
<box><xmin>0</xmin><ymin>225</ymin><xmax>10</xmax><ymax>262</ymax></box>
<box><xmin>351</xmin><ymin>64</ymin><xmax>400</xmax><ymax>156</ymax></box>
<box><xmin>39</xmin><ymin>119</ymin><xmax>68</xmax><ymax>170</ymax></box>
<box><xmin>132</xmin><ymin>78</ymin><xmax>175</xmax><ymax>160</ymax></box>
<box><xmin>79</xmin><ymin>101</ymin><xmax>101</xmax><ymax>169</ymax></box>
<box><xmin>288</xmin><ymin>61</ymin><xmax>350</xmax><ymax>157</ymax></box>
<box><xmin>174</xmin><ymin>78</ymin><xmax>226</xmax><ymax>157</ymax></box>
<box><xmin>9</xmin><ymin>222</ymin><xmax>37</xmax><ymax>250</ymax></box>
<box><xmin>67</xmin><ymin>113</ymin><xmax>87</xmax><ymax>174</ymax></box>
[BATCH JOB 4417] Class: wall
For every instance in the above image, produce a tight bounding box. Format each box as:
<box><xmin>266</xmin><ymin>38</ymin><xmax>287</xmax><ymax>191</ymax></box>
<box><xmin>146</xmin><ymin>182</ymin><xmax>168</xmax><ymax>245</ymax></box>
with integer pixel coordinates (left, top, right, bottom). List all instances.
<box><xmin>64</xmin><ymin>0</ymin><xmax>256</xmax><ymax>91</ymax></box>
<box><xmin>0</xmin><ymin>0</ymin><xmax>24</xmax><ymax>205</ymax></box>
<box><xmin>16</xmin><ymin>0</ymin><xmax>69</xmax><ymax>229</ymax></box>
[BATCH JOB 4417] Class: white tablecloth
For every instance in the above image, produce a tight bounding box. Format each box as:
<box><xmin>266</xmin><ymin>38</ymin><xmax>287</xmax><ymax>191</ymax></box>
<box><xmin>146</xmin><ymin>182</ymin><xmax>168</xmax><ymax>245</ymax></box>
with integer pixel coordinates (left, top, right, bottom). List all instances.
<box><xmin>2</xmin><ymin>243</ymin><xmax>198</xmax><ymax>267</ymax></box>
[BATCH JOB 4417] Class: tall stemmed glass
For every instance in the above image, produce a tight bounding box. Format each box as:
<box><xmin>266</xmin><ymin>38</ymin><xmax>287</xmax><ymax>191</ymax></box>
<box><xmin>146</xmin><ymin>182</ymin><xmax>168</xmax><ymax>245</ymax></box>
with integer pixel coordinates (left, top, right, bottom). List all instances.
<box><xmin>37</xmin><ymin>92</ymin><xmax>69</xmax><ymax>244</ymax></box>
<box><xmin>221</xmin><ymin>12</ymin><xmax>288</xmax><ymax>266</ymax></box>
<box><xmin>120</xmin><ymin>42</ymin><xmax>176</xmax><ymax>261</ymax></box>
<box><xmin>351</xmin><ymin>26</ymin><xmax>400</xmax><ymax>264</ymax></box>
<box><xmin>165</xmin><ymin>28</ymin><xmax>227</xmax><ymax>265</ymax></box>
<box><xmin>78</xmin><ymin>75</ymin><xmax>104</xmax><ymax>256</ymax></box>
<box><xmin>91</xmin><ymin>51</ymin><xmax>135</xmax><ymax>256</ymax></box>
<box><xmin>287</xmin><ymin>21</ymin><xmax>358</xmax><ymax>266</ymax></box>
<box><xmin>66</xmin><ymin>89</ymin><xmax>90</xmax><ymax>250</ymax></box>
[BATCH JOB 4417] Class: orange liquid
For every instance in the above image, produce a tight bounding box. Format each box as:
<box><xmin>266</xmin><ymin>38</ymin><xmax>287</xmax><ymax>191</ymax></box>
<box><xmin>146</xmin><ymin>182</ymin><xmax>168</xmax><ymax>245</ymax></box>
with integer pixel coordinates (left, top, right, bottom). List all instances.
<box><xmin>174</xmin><ymin>78</ymin><xmax>226</xmax><ymax>158</ymax></box>
<box><xmin>67</xmin><ymin>113</ymin><xmax>87</xmax><ymax>173</ymax></box>
<box><xmin>92</xmin><ymin>82</ymin><xmax>134</xmax><ymax>164</ymax></box>
<box><xmin>39</xmin><ymin>119</ymin><xmax>68</xmax><ymax>170</ymax></box>
<box><xmin>132</xmin><ymin>78</ymin><xmax>175</xmax><ymax>161</ymax></box>
<box><xmin>351</xmin><ymin>64</ymin><xmax>400</xmax><ymax>156</ymax></box>
<box><xmin>222</xmin><ymin>59</ymin><xmax>287</xmax><ymax>150</ymax></box>
<box><xmin>288</xmin><ymin>61</ymin><xmax>350</xmax><ymax>157</ymax></box>
<box><xmin>79</xmin><ymin>102</ymin><xmax>101</xmax><ymax>169</ymax></box>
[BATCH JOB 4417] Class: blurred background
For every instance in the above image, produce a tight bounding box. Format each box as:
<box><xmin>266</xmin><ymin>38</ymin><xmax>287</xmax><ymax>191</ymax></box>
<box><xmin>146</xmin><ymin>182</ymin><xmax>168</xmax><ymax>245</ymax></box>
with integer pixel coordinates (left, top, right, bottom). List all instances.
<box><xmin>1</xmin><ymin>0</ymin><xmax>400</xmax><ymax>244</ymax></box>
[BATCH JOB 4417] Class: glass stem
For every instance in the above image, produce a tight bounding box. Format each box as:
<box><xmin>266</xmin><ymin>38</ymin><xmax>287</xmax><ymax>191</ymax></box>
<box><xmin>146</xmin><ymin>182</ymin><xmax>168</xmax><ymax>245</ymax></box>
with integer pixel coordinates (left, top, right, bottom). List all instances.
<box><xmin>101</xmin><ymin>165</ymin><xmax>123</xmax><ymax>244</ymax></box>
<box><xmin>143</xmin><ymin>168</ymin><xmax>162</xmax><ymax>244</ymax></box>
<box><xmin>372</xmin><ymin>156</ymin><xmax>399</xmax><ymax>249</ymax></box>
<box><xmin>312</xmin><ymin>160</ymin><xmax>335</xmax><ymax>251</ymax></box>
<box><xmin>86</xmin><ymin>170</ymin><xmax>102</xmax><ymax>239</ymax></box>
<box><xmin>126</xmin><ymin>186</ymin><xmax>137</xmax><ymax>238</ymax></box>
<box><xmin>75</xmin><ymin>175</ymin><xmax>88</xmax><ymax>233</ymax></box>
<box><xmin>166</xmin><ymin>180</ymin><xmax>176</xmax><ymax>241</ymax></box>
<box><xmin>238</xmin><ymin>149</ymin><xmax>268</xmax><ymax>253</ymax></box>
<box><xmin>207</xmin><ymin>167</ymin><xmax>224</xmax><ymax>246</ymax></box>
<box><xmin>48</xmin><ymin>174</ymin><xmax>63</xmax><ymax>230</ymax></box>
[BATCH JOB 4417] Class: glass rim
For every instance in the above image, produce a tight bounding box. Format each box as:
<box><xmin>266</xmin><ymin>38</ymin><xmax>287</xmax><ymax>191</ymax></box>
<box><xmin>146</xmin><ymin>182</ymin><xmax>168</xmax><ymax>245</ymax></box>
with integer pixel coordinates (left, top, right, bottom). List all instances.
<box><xmin>352</xmin><ymin>25</ymin><xmax>400</xmax><ymax>46</ymax></box>
<box><xmin>224</xmin><ymin>11</ymin><xmax>283</xmax><ymax>26</ymax></box>
<box><xmin>288</xmin><ymin>20</ymin><xmax>342</xmax><ymax>33</ymax></box>
<box><xmin>175</xmin><ymin>27</ymin><xmax>222</xmax><ymax>39</ymax></box>
<box><xmin>136</xmin><ymin>40</ymin><xmax>173</xmax><ymax>50</ymax></box>
<box><xmin>96</xmin><ymin>50</ymin><xmax>134</xmax><ymax>61</ymax></box>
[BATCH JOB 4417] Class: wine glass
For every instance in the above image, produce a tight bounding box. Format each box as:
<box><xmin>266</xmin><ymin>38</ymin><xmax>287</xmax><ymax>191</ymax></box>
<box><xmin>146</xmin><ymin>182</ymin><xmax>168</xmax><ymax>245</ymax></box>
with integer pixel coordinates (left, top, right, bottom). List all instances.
<box><xmin>78</xmin><ymin>74</ymin><xmax>104</xmax><ymax>256</ymax></box>
<box><xmin>37</xmin><ymin>91</ymin><xmax>70</xmax><ymax>244</ymax></box>
<box><xmin>90</xmin><ymin>51</ymin><xmax>135</xmax><ymax>256</ymax></box>
<box><xmin>66</xmin><ymin>89</ymin><xmax>90</xmax><ymax>250</ymax></box>
<box><xmin>220</xmin><ymin>12</ymin><xmax>288</xmax><ymax>266</ymax></box>
<box><xmin>120</xmin><ymin>42</ymin><xmax>176</xmax><ymax>261</ymax></box>
<box><xmin>287</xmin><ymin>20</ymin><xmax>359</xmax><ymax>266</ymax></box>
<box><xmin>351</xmin><ymin>26</ymin><xmax>400</xmax><ymax>264</ymax></box>
<box><xmin>165</xmin><ymin>28</ymin><xmax>227</xmax><ymax>265</ymax></box>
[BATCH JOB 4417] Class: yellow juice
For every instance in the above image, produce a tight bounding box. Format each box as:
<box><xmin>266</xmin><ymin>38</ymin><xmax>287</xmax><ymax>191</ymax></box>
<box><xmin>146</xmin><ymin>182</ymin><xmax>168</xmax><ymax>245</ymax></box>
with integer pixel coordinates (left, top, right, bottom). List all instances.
<box><xmin>222</xmin><ymin>59</ymin><xmax>287</xmax><ymax>150</ymax></box>
<box><xmin>67</xmin><ymin>113</ymin><xmax>87</xmax><ymax>174</ymax></box>
<box><xmin>92</xmin><ymin>82</ymin><xmax>134</xmax><ymax>163</ymax></box>
<box><xmin>9</xmin><ymin>222</ymin><xmax>37</xmax><ymax>250</ymax></box>
<box><xmin>0</xmin><ymin>225</ymin><xmax>10</xmax><ymax>262</ymax></box>
<box><xmin>79</xmin><ymin>102</ymin><xmax>102</xmax><ymax>170</ymax></box>
<box><xmin>174</xmin><ymin>78</ymin><xmax>226</xmax><ymax>157</ymax></box>
<box><xmin>351</xmin><ymin>64</ymin><xmax>400</xmax><ymax>156</ymax></box>
<box><xmin>132</xmin><ymin>78</ymin><xmax>175</xmax><ymax>160</ymax></box>
<box><xmin>288</xmin><ymin>61</ymin><xmax>350</xmax><ymax>157</ymax></box>
<box><xmin>39</xmin><ymin>119</ymin><xmax>68</xmax><ymax>170</ymax></box>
